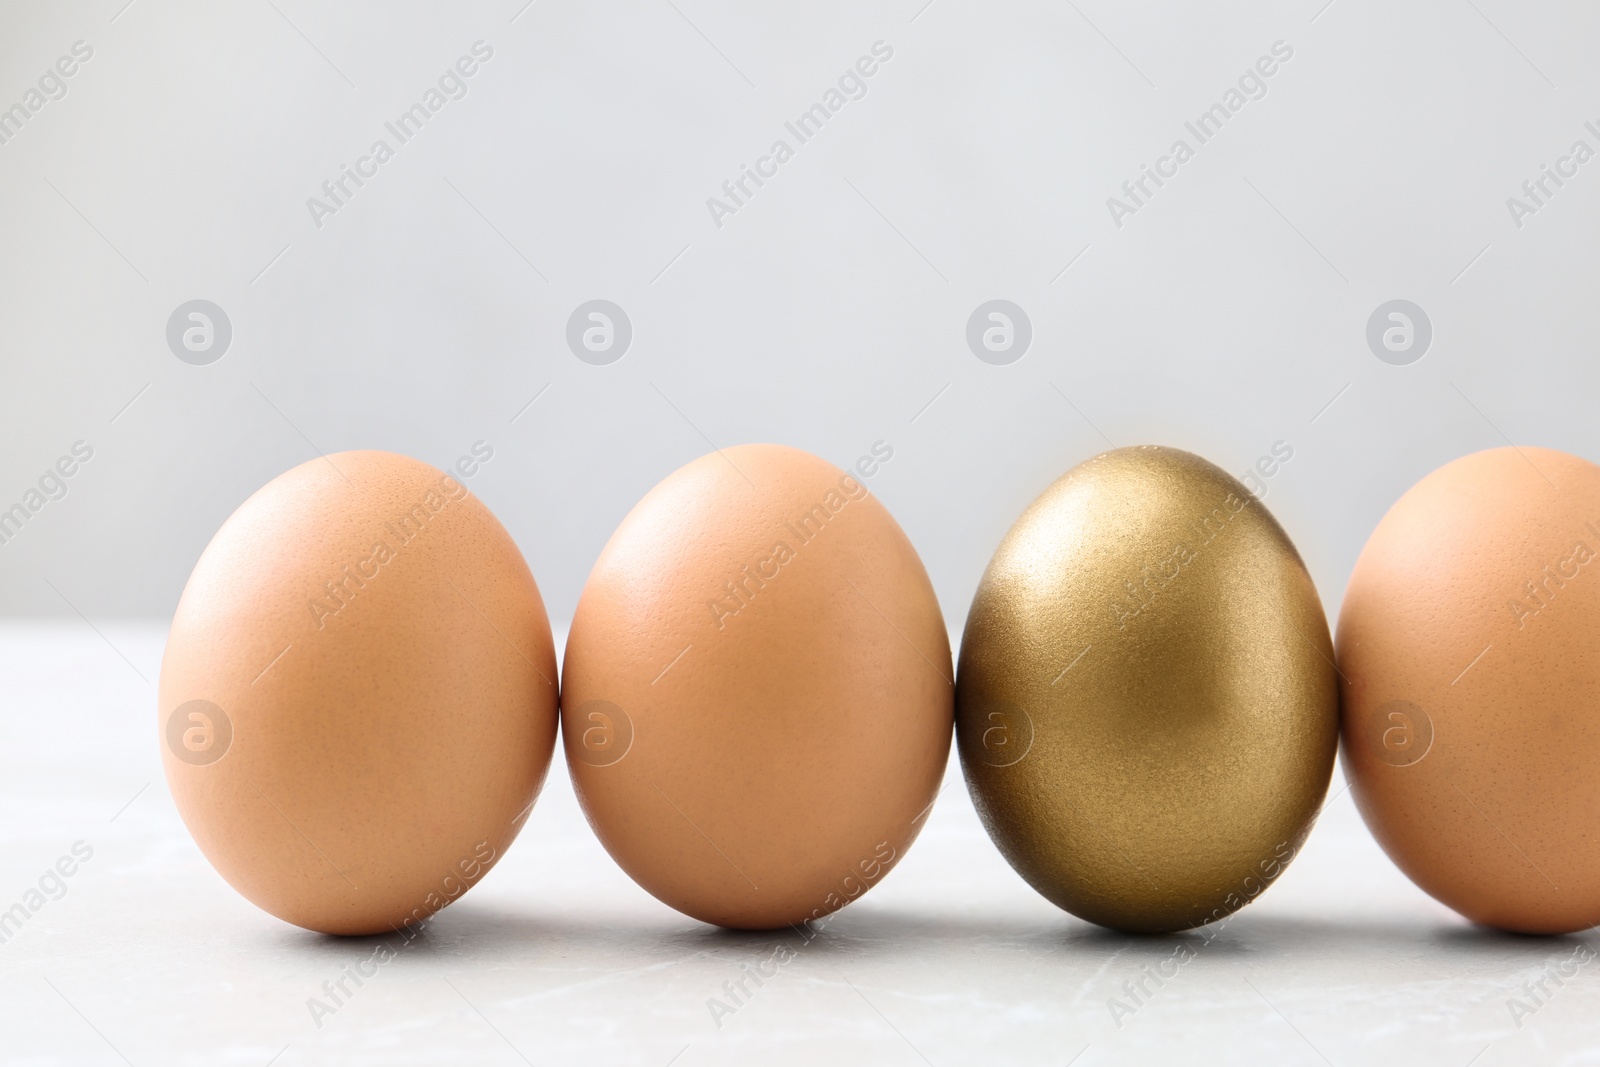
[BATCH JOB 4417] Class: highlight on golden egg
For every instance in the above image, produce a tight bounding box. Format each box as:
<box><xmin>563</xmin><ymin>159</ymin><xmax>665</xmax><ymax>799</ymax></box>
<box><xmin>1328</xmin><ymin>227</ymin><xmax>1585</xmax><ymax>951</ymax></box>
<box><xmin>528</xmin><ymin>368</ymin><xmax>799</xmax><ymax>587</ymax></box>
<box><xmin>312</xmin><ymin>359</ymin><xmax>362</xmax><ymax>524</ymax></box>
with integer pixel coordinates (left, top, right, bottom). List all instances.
<box><xmin>158</xmin><ymin>450</ymin><xmax>558</xmax><ymax>935</ymax></box>
<box><xmin>560</xmin><ymin>442</ymin><xmax>953</xmax><ymax>930</ymax></box>
<box><xmin>1338</xmin><ymin>446</ymin><xmax>1600</xmax><ymax>935</ymax></box>
<box><xmin>956</xmin><ymin>445</ymin><xmax>1338</xmax><ymax>933</ymax></box>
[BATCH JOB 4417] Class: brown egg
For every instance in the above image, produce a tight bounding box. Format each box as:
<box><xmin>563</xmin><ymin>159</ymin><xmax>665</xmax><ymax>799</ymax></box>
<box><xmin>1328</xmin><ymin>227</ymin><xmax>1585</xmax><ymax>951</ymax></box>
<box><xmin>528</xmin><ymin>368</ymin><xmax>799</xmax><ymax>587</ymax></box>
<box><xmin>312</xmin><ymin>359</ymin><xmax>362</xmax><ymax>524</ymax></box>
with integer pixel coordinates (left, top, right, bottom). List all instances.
<box><xmin>561</xmin><ymin>443</ymin><xmax>951</xmax><ymax>929</ymax></box>
<box><xmin>159</xmin><ymin>451</ymin><xmax>557</xmax><ymax>935</ymax></box>
<box><xmin>1339</xmin><ymin>446</ymin><xmax>1600</xmax><ymax>934</ymax></box>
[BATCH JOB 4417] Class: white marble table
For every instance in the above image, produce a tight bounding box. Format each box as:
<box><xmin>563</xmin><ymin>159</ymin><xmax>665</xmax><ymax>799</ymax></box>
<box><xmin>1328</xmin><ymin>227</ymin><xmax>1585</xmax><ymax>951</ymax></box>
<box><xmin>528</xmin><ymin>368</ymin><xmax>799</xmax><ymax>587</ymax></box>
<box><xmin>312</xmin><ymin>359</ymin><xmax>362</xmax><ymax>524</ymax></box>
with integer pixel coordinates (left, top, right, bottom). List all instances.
<box><xmin>1</xmin><ymin>621</ymin><xmax>1593</xmax><ymax>1065</ymax></box>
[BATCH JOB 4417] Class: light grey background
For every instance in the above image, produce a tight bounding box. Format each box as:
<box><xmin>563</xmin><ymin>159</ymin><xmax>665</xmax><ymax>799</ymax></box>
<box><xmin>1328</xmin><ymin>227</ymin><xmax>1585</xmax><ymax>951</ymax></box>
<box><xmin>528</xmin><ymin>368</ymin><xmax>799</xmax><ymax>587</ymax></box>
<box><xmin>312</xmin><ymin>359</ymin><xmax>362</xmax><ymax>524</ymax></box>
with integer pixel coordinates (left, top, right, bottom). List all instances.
<box><xmin>4</xmin><ymin>2</ymin><xmax>1600</xmax><ymax>1065</ymax></box>
<box><xmin>3</xmin><ymin>0</ymin><xmax>1598</xmax><ymax>627</ymax></box>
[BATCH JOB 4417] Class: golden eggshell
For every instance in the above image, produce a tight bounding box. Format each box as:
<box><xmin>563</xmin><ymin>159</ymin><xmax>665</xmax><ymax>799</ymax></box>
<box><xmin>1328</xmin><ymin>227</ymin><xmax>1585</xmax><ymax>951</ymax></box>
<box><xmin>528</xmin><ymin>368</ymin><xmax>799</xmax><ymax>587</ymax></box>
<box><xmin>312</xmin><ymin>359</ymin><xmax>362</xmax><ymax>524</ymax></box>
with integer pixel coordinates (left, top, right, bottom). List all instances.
<box><xmin>561</xmin><ymin>443</ymin><xmax>952</xmax><ymax>929</ymax></box>
<box><xmin>158</xmin><ymin>451</ymin><xmax>557</xmax><ymax>935</ymax></box>
<box><xmin>956</xmin><ymin>446</ymin><xmax>1338</xmax><ymax>933</ymax></box>
<box><xmin>1338</xmin><ymin>446</ymin><xmax>1600</xmax><ymax>934</ymax></box>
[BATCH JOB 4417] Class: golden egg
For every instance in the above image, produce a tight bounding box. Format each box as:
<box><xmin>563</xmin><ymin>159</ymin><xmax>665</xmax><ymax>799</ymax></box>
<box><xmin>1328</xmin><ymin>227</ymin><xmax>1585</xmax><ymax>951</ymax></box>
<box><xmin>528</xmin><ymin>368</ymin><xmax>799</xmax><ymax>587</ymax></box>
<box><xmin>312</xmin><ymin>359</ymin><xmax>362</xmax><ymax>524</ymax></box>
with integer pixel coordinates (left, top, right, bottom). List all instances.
<box><xmin>956</xmin><ymin>446</ymin><xmax>1337</xmax><ymax>932</ymax></box>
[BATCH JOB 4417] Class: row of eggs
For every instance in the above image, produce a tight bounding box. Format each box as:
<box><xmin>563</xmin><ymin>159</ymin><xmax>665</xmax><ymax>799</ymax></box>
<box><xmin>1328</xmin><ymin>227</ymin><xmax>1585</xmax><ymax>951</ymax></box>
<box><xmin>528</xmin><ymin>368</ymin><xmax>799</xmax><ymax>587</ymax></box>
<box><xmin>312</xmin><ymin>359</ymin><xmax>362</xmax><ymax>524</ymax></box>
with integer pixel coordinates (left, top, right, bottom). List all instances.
<box><xmin>159</xmin><ymin>443</ymin><xmax>1600</xmax><ymax>937</ymax></box>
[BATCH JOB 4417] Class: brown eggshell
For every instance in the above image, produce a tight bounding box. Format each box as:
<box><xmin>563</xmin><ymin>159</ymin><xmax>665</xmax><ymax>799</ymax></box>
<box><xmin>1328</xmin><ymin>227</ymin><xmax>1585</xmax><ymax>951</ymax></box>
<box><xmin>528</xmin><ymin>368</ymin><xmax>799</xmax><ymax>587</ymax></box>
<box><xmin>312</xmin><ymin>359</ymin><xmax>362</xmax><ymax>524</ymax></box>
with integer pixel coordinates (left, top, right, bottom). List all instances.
<box><xmin>159</xmin><ymin>450</ymin><xmax>557</xmax><ymax>935</ymax></box>
<box><xmin>1339</xmin><ymin>446</ymin><xmax>1600</xmax><ymax>934</ymax></box>
<box><xmin>561</xmin><ymin>443</ymin><xmax>952</xmax><ymax>929</ymax></box>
